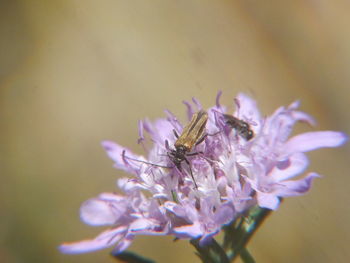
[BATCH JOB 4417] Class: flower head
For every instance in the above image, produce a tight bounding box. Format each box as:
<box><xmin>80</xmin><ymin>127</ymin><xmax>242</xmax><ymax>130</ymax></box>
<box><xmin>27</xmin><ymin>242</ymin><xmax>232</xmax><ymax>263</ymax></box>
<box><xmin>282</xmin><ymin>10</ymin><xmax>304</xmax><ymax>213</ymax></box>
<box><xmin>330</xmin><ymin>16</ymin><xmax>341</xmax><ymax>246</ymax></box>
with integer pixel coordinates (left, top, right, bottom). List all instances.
<box><xmin>59</xmin><ymin>93</ymin><xmax>347</xmax><ymax>254</ymax></box>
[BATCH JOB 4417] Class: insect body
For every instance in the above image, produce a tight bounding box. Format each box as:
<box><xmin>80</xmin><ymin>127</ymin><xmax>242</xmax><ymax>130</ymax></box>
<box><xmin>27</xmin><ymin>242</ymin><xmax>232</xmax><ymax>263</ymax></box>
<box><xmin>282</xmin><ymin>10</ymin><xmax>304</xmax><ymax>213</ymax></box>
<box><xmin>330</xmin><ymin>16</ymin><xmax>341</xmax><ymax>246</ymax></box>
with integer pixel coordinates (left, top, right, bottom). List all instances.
<box><xmin>168</xmin><ymin>110</ymin><xmax>208</xmax><ymax>188</ymax></box>
<box><xmin>223</xmin><ymin>114</ymin><xmax>254</xmax><ymax>140</ymax></box>
<box><xmin>123</xmin><ymin>110</ymin><xmax>208</xmax><ymax>189</ymax></box>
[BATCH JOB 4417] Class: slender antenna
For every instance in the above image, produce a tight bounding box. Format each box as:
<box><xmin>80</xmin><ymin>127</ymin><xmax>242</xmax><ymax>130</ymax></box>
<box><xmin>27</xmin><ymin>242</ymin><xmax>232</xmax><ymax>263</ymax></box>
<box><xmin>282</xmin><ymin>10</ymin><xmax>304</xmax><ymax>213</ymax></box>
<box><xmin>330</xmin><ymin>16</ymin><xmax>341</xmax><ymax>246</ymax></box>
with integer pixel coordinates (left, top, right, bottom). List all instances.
<box><xmin>122</xmin><ymin>150</ymin><xmax>171</xmax><ymax>169</ymax></box>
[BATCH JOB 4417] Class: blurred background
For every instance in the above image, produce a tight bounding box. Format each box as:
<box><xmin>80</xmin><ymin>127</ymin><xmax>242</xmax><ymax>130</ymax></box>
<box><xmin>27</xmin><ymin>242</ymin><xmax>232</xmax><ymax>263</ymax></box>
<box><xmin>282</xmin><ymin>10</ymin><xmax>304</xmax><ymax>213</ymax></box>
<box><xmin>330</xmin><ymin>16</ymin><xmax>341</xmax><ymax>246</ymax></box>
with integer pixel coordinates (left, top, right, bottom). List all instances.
<box><xmin>0</xmin><ymin>0</ymin><xmax>349</xmax><ymax>262</ymax></box>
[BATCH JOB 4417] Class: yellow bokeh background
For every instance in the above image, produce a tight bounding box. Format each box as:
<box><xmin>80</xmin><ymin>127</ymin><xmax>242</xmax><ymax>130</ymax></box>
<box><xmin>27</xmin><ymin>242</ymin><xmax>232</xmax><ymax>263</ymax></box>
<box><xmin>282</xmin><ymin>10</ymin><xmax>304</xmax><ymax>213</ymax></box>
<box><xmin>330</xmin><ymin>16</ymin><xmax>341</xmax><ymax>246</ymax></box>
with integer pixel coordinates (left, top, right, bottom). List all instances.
<box><xmin>0</xmin><ymin>1</ymin><xmax>349</xmax><ymax>262</ymax></box>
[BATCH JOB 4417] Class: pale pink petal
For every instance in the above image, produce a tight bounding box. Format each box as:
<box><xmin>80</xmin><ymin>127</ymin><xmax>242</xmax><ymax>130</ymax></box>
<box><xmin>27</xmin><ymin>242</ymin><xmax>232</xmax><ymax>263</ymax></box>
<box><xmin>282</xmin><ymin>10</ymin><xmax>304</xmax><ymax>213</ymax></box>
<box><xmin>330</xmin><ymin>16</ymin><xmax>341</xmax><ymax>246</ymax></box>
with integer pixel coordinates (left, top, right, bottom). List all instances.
<box><xmin>59</xmin><ymin>227</ymin><xmax>126</xmax><ymax>254</ymax></box>
<box><xmin>235</xmin><ymin>93</ymin><xmax>261</xmax><ymax>120</ymax></box>
<box><xmin>129</xmin><ymin>218</ymin><xmax>154</xmax><ymax>232</ymax></box>
<box><xmin>117</xmin><ymin>178</ymin><xmax>140</xmax><ymax>192</ymax></box>
<box><xmin>152</xmin><ymin>118</ymin><xmax>175</xmax><ymax>145</ymax></box>
<box><xmin>291</xmin><ymin>111</ymin><xmax>316</xmax><ymax>126</ymax></box>
<box><xmin>174</xmin><ymin>222</ymin><xmax>203</xmax><ymax>238</ymax></box>
<box><xmin>213</xmin><ymin>205</ymin><xmax>234</xmax><ymax>225</ymax></box>
<box><xmin>163</xmin><ymin>201</ymin><xmax>187</xmax><ymax>218</ymax></box>
<box><xmin>235</xmin><ymin>93</ymin><xmax>262</xmax><ymax>131</ymax></box>
<box><xmin>257</xmin><ymin>192</ymin><xmax>280</xmax><ymax>210</ymax></box>
<box><xmin>270</xmin><ymin>153</ymin><xmax>309</xmax><ymax>182</ymax></box>
<box><xmin>101</xmin><ymin>141</ymin><xmax>141</xmax><ymax>173</ymax></box>
<box><xmin>183</xmin><ymin>100</ymin><xmax>195</xmax><ymax>120</ymax></box>
<box><xmin>164</xmin><ymin>110</ymin><xmax>182</xmax><ymax>133</ymax></box>
<box><xmin>192</xmin><ymin>97</ymin><xmax>202</xmax><ymax>110</ymax></box>
<box><xmin>273</xmin><ymin>173</ymin><xmax>320</xmax><ymax>197</ymax></box>
<box><xmin>137</xmin><ymin>120</ymin><xmax>145</xmax><ymax>144</ymax></box>
<box><xmin>80</xmin><ymin>197</ymin><xmax>126</xmax><ymax>226</ymax></box>
<box><xmin>287</xmin><ymin>100</ymin><xmax>300</xmax><ymax>110</ymax></box>
<box><xmin>284</xmin><ymin>131</ymin><xmax>348</xmax><ymax>155</ymax></box>
<box><xmin>98</xmin><ymin>192</ymin><xmax>125</xmax><ymax>202</ymax></box>
<box><xmin>59</xmin><ymin>239</ymin><xmax>114</xmax><ymax>254</ymax></box>
<box><xmin>215</xmin><ymin>90</ymin><xmax>223</xmax><ymax>108</ymax></box>
<box><xmin>112</xmin><ymin>236</ymin><xmax>134</xmax><ymax>254</ymax></box>
<box><xmin>129</xmin><ymin>218</ymin><xmax>167</xmax><ymax>236</ymax></box>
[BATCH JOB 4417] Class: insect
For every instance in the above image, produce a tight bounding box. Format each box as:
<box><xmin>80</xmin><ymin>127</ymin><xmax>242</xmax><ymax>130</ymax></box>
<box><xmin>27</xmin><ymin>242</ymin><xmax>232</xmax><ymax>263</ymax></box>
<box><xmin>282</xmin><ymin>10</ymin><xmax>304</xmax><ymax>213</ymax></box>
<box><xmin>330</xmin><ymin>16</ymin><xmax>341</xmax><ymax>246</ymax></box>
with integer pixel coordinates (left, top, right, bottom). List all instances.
<box><xmin>167</xmin><ymin>110</ymin><xmax>208</xmax><ymax>188</ymax></box>
<box><xmin>223</xmin><ymin>114</ymin><xmax>254</xmax><ymax>140</ymax></box>
<box><xmin>123</xmin><ymin>110</ymin><xmax>208</xmax><ymax>189</ymax></box>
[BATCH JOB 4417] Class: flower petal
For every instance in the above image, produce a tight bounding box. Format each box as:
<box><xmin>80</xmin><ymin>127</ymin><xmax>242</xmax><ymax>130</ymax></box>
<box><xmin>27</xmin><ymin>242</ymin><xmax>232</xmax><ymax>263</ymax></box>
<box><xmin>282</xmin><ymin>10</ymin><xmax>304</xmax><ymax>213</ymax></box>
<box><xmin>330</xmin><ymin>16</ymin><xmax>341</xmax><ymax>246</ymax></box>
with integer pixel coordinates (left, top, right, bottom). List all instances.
<box><xmin>213</xmin><ymin>205</ymin><xmax>235</xmax><ymax>225</ymax></box>
<box><xmin>112</xmin><ymin>236</ymin><xmax>134</xmax><ymax>254</ymax></box>
<box><xmin>129</xmin><ymin>218</ymin><xmax>154</xmax><ymax>233</ymax></box>
<box><xmin>215</xmin><ymin>91</ymin><xmax>223</xmax><ymax>108</ymax></box>
<box><xmin>151</xmin><ymin>118</ymin><xmax>175</xmax><ymax>145</ymax></box>
<box><xmin>59</xmin><ymin>227</ymin><xmax>126</xmax><ymax>254</ymax></box>
<box><xmin>273</xmin><ymin>172</ymin><xmax>320</xmax><ymax>197</ymax></box>
<box><xmin>284</xmin><ymin>131</ymin><xmax>348</xmax><ymax>155</ymax></box>
<box><xmin>192</xmin><ymin>97</ymin><xmax>202</xmax><ymax>110</ymax></box>
<box><xmin>270</xmin><ymin>153</ymin><xmax>309</xmax><ymax>182</ymax></box>
<box><xmin>164</xmin><ymin>109</ymin><xmax>183</xmax><ymax>134</ymax></box>
<box><xmin>235</xmin><ymin>93</ymin><xmax>262</xmax><ymax>133</ymax></box>
<box><xmin>183</xmin><ymin>100</ymin><xmax>195</xmax><ymax>120</ymax></box>
<box><xmin>101</xmin><ymin>141</ymin><xmax>141</xmax><ymax>173</ymax></box>
<box><xmin>59</xmin><ymin>239</ymin><xmax>113</xmax><ymax>254</ymax></box>
<box><xmin>257</xmin><ymin>192</ymin><xmax>280</xmax><ymax>210</ymax></box>
<box><xmin>174</xmin><ymin>222</ymin><xmax>203</xmax><ymax>238</ymax></box>
<box><xmin>129</xmin><ymin>218</ymin><xmax>167</xmax><ymax>236</ymax></box>
<box><xmin>80</xmin><ymin>195</ymin><xmax>126</xmax><ymax>226</ymax></box>
<box><xmin>291</xmin><ymin>111</ymin><xmax>316</xmax><ymax>126</ymax></box>
<box><xmin>137</xmin><ymin>120</ymin><xmax>145</xmax><ymax>144</ymax></box>
<box><xmin>235</xmin><ymin>93</ymin><xmax>261</xmax><ymax>122</ymax></box>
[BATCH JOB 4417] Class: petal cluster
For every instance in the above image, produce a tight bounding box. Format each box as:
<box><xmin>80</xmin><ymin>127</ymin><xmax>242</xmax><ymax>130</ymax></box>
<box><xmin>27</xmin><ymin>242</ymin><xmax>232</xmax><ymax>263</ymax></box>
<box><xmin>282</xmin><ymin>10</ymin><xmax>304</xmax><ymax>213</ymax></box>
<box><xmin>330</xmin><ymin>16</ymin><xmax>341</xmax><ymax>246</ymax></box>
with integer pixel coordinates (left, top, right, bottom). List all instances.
<box><xmin>60</xmin><ymin>93</ymin><xmax>347</xmax><ymax>254</ymax></box>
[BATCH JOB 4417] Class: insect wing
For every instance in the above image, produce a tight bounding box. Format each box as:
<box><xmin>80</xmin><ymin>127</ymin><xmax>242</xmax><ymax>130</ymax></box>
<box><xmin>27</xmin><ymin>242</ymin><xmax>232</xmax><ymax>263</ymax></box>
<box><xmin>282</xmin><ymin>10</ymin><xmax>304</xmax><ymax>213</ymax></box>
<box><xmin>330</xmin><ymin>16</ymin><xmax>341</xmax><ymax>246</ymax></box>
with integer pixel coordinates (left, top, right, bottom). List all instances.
<box><xmin>174</xmin><ymin>110</ymin><xmax>208</xmax><ymax>150</ymax></box>
<box><xmin>223</xmin><ymin>113</ymin><xmax>254</xmax><ymax>140</ymax></box>
<box><xmin>223</xmin><ymin>114</ymin><xmax>239</xmax><ymax>126</ymax></box>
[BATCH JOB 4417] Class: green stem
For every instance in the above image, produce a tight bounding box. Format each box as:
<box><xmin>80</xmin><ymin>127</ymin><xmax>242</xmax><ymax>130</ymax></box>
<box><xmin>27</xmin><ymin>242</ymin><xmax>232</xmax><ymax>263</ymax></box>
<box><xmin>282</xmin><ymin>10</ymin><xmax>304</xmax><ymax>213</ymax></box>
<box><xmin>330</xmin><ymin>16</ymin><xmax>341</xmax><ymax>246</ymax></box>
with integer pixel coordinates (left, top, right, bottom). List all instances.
<box><xmin>225</xmin><ymin>206</ymin><xmax>271</xmax><ymax>262</ymax></box>
<box><xmin>190</xmin><ymin>238</ymin><xmax>230</xmax><ymax>263</ymax></box>
<box><xmin>240</xmin><ymin>248</ymin><xmax>255</xmax><ymax>263</ymax></box>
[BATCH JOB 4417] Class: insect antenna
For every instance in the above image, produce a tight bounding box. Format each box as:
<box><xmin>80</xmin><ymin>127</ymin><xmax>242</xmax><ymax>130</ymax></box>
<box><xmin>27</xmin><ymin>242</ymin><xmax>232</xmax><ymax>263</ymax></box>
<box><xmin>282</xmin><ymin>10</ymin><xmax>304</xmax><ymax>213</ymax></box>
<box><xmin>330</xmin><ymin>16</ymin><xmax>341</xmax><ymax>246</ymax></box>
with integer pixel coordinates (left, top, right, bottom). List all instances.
<box><xmin>122</xmin><ymin>150</ymin><xmax>171</xmax><ymax>169</ymax></box>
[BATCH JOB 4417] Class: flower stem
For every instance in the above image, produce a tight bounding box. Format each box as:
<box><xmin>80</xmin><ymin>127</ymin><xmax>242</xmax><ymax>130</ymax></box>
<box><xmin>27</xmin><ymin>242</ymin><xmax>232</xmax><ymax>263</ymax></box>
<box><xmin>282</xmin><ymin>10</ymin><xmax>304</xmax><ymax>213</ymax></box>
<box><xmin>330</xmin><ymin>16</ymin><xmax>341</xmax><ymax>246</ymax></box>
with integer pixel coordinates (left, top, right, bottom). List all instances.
<box><xmin>224</xmin><ymin>205</ymin><xmax>271</xmax><ymax>262</ymax></box>
<box><xmin>191</xmin><ymin>206</ymin><xmax>271</xmax><ymax>262</ymax></box>
<box><xmin>190</xmin><ymin>238</ymin><xmax>230</xmax><ymax>263</ymax></box>
<box><xmin>239</xmin><ymin>248</ymin><xmax>255</xmax><ymax>263</ymax></box>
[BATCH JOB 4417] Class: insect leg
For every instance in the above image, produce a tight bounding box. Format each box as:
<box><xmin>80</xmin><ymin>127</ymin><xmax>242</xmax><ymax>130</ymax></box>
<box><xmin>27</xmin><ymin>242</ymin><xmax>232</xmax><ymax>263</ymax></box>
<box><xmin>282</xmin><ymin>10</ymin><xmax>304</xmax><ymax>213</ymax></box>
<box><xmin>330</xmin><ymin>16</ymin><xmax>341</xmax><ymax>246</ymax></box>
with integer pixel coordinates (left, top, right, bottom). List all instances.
<box><xmin>165</xmin><ymin>140</ymin><xmax>171</xmax><ymax>150</ymax></box>
<box><xmin>207</xmin><ymin>130</ymin><xmax>222</xmax><ymax>137</ymax></box>
<box><xmin>173</xmin><ymin>129</ymin><xmax>179</xmax><ymax>139</ymax></box>
<box><xmin>186</xmin><ymin>151</ymin><xmax>202</xmax><ymax>156</ymax></box>
<box><xmin>194</xmin><ymin>130</ymin><xmax>221</xmax><ymax>148</ymax></box>
<box><xmin>195</xmin><ymin>133</ymin><xmax>208</xmax><ymax>146</ymax></box>
<box><xmin>186</xmin><ymin>151</ymin><xmax>217</xmax><ymax>165</ymax></box>
<box><xmin>184</xmin><ymin>157</ymin><xmax>198</xmax><ymax>189</ymax></box>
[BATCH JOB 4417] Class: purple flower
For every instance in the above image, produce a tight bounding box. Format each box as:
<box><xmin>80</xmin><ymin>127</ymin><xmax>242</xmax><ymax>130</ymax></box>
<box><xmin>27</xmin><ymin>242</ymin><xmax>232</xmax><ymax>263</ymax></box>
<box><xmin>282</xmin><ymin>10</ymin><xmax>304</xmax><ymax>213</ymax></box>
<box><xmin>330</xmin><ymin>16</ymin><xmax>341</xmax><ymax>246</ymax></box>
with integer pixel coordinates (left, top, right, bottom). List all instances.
<box><xmin>59</xmin><ymin>93</ymin><xmax>347</xmax><ymax>254</ymax></box>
